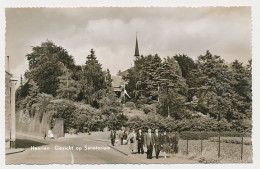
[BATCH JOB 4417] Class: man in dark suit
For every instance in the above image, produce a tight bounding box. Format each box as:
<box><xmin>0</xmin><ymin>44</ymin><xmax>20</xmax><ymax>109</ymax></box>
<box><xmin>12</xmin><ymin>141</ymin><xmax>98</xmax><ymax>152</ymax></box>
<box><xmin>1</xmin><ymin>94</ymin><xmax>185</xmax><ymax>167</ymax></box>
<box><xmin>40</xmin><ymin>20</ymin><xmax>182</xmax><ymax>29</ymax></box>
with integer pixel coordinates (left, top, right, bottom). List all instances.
<box><xmin>172</xmin><ymin>131</ymin><xmax>180</xmax><ymax>154</ymax></box>
<box><xmin>154</xmin><ymin>129</ymin><xmax>162</xmax><ymax>159</ymax></box>
<box><xmin>144</xmin><ymin>128</ymin><xmax>154</xmax><ymax>159</ymax></box>
<box><xmin>110</xmin><ymin>130</ymin><xmax>116</xmax><ymax>146</ymax></box>
<box><xmin>118</xmin><ymin>129</ymin><xmax>124</xmax><ymax>145</ymax></box>
<box><xmin>136</xmin><ymin>129</ymin><xmax>144</xmax><ymax>154</ymax></box>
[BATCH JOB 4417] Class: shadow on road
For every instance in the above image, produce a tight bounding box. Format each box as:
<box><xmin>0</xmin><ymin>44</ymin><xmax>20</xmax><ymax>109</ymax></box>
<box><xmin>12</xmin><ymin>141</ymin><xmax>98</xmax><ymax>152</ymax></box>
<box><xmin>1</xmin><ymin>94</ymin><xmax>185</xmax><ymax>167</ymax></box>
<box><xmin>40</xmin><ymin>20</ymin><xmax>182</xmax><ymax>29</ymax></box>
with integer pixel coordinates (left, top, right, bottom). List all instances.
<box><xmin>15</xmin><ymin>139</ymin><xmax>48</xmax><ymax>148</ymax></box>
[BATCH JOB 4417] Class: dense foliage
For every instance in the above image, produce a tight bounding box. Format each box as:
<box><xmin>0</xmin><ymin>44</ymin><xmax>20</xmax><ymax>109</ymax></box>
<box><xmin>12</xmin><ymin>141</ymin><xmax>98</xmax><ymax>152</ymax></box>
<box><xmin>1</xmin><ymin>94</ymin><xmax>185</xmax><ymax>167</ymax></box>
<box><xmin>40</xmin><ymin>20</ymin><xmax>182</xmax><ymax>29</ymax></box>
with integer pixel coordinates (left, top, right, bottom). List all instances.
<box><xmin>15</xmin><ymin>40</ymin><xmax>252</xmax><ymax>133</ymax></box>
<box><xmin>123</xmin><ymin>51</ymin><xmax>252</xmax><ymax>131</ymax></box>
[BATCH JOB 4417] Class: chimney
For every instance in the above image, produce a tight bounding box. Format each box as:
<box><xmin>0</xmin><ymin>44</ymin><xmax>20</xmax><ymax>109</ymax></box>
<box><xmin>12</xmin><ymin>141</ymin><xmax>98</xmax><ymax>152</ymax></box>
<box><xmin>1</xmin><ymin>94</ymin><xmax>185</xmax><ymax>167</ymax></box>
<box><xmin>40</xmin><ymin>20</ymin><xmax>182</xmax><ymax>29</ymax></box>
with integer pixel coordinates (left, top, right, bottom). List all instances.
<box><xmin>6</xmin><ymin>56</ymin><xmax>10</xmax><ymax>73</ymax></box>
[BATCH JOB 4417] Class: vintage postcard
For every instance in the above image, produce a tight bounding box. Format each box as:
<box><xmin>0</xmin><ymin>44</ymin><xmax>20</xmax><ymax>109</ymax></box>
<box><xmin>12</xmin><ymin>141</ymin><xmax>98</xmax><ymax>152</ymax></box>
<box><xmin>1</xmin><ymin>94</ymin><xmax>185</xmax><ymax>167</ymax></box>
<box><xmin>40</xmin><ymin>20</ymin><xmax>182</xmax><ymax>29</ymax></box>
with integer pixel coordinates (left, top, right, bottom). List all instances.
<box><xmin>1</xmin><ymin>1</ymin><xmax>259</xmax><ymax>168</ymax></box>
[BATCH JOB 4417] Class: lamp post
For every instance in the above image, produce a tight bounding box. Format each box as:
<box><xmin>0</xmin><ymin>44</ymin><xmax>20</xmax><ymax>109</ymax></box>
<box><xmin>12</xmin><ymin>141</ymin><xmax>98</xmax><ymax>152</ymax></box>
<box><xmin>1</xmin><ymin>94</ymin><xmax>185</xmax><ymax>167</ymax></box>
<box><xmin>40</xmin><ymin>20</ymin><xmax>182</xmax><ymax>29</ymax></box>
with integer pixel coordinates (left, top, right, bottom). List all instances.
<box><xmin>10</xmin><ymin>77</ymin><xmax>18</xmax><ymax>149</ymax></box>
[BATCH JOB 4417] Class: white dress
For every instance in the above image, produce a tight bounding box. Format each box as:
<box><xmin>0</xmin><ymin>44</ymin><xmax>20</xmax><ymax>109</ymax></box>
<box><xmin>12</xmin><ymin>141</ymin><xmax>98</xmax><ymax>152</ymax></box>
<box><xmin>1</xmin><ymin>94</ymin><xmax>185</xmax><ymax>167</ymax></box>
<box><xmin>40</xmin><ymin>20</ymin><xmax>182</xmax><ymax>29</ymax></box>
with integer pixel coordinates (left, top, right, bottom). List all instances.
<box><xmin>48</xmin><ymin>130</ymin><xmax>54</xmax><ymax>138</ymax></box>
<box><xmin>128</xmin><ymin>132</ymin><xmax>137</xmax><ymax>152</ymax></box>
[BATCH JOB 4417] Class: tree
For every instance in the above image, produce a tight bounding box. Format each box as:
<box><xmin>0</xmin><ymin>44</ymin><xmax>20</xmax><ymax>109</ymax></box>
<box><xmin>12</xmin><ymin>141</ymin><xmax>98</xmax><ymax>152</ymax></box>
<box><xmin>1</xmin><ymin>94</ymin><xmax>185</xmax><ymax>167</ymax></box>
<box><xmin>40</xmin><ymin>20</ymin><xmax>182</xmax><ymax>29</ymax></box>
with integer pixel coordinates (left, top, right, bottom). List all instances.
<box><xmin>99</xmin><ymin>90</ymin><xmax>123</xmax><ymax>115</ymax></box>
<box><xmin>138</xmin><ymin>54</ymin><xmax>162</xmax><ymax>103</ymax></box>
<box><xmin>186</xmin><ymin>51</ymin><xmax>252</xmax><ymax>129</ymax></box>
<box><xmin>79</xmin><ymin>49</ymin><xmax>107</xmax><ymax>107</ymax></box>
<box><xmin>105</xmin><ymin>69</ymin><xmax>112</xmax><ymax>88</ymax></box>
<box><xmin>157</xmin><ymin>56</ymin><xmax>188</xmax><ymax>118</ymax></box>
<box><xmin>174</xmin><ymin>54</ymin><xmax>196</xmax><ymax>79</ymax></box>
<box><xmin>22</xmin><ymin>80</ymin><xmax>40</xmax><ymax>117</ymax></box>
<box><xmin>187</xmin><ymin>51</ymin><xmax>231</xmax><ymax>119</ymax></box>
<box><xmin>57</xmin><ymin>65</ymin><xmax>78</xmax><ymax>100</ymax></box>
<box><xmin>25</xmin><ymin>40</ymin><xmax>76</xmax><ymax>96</ymax></box>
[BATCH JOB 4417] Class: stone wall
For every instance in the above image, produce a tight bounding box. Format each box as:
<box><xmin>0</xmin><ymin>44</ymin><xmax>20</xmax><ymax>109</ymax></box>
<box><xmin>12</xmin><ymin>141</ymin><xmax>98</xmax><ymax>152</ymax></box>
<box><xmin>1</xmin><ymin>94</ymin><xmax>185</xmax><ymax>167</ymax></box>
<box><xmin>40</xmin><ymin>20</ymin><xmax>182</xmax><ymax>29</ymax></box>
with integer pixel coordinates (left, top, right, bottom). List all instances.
<box><xmin>16</xmin><ymin>109</ymin><xmax>64</xmax><ymax>139</ymax></box>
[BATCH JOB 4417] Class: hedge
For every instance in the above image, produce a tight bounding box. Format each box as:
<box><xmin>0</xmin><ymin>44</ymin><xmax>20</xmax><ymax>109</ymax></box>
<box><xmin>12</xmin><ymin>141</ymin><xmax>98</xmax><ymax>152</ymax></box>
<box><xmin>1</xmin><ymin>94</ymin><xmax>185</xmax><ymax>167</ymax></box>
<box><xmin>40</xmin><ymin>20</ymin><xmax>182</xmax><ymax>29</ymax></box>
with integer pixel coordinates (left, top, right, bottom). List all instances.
<box><xmin>179</xmin><ymin>131</ymin><xmax>251</xmax><ymax>140</ymax></box>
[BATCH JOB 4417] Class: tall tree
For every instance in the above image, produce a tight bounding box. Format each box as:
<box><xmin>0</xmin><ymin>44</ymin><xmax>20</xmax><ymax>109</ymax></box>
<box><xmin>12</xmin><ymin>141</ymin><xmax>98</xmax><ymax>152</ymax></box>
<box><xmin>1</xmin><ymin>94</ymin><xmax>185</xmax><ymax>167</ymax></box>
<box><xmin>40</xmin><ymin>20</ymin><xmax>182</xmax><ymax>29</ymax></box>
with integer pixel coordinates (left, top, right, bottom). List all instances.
<box><xmin>174</xmin><ymin>54</ymin><xmax>196</xmax><ymax>79</ymax></box>
<box><xmin>157</xmin><ymin>56</ymin><xmax>188</xmax><ymax>118</ymax></box>
<box><xmin>79</xmin><ymin>49</ymin><xmax>106</xmax><ymax>107</ymax></box>
<box><xmin>25</xmin><ymin>40</ymin><xmax>76</xmax><ymax>96</ymax></box>
<box><xmin>105</xmin><ymin>69</ymin><xmax>112</xmax><ymax>88</ymax></box>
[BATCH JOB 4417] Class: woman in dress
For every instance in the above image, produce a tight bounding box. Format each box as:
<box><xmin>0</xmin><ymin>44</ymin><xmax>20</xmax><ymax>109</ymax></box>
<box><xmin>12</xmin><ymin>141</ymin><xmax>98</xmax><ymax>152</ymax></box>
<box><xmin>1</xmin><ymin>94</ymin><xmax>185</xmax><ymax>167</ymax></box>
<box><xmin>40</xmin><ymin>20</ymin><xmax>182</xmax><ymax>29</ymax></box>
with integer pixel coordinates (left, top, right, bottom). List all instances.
<box><xmin>127</xmin><ymin>129</ymin><xmax>137</xmax><ymax>154</ymax></box>
<box><xmin>161</xmin><ymin>131</ymin><xmax>170</xmax><ymax>158</ymax></box>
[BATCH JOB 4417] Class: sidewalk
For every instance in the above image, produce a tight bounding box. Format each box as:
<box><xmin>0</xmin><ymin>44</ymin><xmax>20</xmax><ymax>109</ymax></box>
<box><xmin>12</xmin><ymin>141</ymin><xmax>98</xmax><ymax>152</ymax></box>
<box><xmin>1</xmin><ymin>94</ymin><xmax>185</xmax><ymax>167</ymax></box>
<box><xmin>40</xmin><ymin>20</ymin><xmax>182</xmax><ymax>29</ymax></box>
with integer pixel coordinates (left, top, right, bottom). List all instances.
<box><xmin>5</xmin><ymin>148</ymin><xmax>25</xmax><ymax>155</ymax></box>
<box><xmin>108</xmin><ymin>143</ymin><xmax>197</xmax><ymax>164</ymax></box>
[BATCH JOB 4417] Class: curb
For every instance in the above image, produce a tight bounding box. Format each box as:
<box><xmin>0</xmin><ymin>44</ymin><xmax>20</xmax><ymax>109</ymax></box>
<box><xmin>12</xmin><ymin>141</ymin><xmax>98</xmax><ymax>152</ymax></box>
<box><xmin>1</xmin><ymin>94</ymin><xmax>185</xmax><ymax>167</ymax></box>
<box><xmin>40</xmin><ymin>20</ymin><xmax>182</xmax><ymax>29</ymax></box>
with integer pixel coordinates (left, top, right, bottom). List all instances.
<box><xmin>107</xmin><ymin>144</ymin><xmax>148</xmax><ymax>163</ymax></box>
<box><xmin>107</xmin><ymin>144</ymin><xmax>129</xmax><ymax>156</ymax></box>
<box><xmin>5</xmin><ymin>148</ymin><xmax>25</xmax><ymax>155</ymax></box>
<box><xmin>93</xmin><ymin>139</ymin><xmax>110</xmax><ymax>143</ymax></box>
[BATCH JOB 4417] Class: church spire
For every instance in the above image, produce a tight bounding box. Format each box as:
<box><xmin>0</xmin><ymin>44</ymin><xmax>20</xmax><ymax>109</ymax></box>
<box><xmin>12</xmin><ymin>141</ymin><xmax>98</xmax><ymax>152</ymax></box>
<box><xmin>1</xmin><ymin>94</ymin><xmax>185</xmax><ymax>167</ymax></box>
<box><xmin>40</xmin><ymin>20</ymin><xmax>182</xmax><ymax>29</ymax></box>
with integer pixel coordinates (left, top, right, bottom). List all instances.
<box><xmin>134</xmin><ymin>32</ymin><xmax>140</xmax><ymax>57</ymax></box>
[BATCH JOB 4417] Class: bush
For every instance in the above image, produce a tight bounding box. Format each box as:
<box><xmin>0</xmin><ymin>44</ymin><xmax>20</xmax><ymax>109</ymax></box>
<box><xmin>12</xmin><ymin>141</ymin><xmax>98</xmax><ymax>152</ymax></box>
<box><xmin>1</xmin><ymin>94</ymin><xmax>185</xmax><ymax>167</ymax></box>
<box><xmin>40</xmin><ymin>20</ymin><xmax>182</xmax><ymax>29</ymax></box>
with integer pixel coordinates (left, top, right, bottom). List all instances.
<box><xmin>179</xmin><ymin>131</ymin><xmax>217</xmax><ymax>140</ymax></box>
<box><xmin>231</xmin><ymin>119</ymin><xmax>252</xmax><ymax>133</ymax></box>
<box><xmin>50</xmin><ymin>100</ymin><xmax>78</xmax><ymax>133</ymax></box>
<box><xmin>173</xmin><ymin>117</ymin><xmax>232</xmax><ymax>132</ymax></box>
<box><xmin>99</xmin><ymin>91</ymin><xmax>123</xmax><ymax>115</ymax></box>
<box><xmin>125</xmin><ymin>102</ymin><xmax>136</xmax><ymax>110</ymax></box>
<box><xmin>126</xmin><ymin>115</ymin><xmax>146</xmax><ymax>131</ymax></box>
<box><xmin>179</xmin><ymin>131</ymin><xmax>251</xmax><ymax>140</ymax></box>
<box><xmin>126</xmin><ymin>114</ymin><xmax>171</xmax><ymax>132</ymax></box>
<box><xmin>209</xmin><ymin>137</ymin><xmax>252</xmax><ymax>145</ymax></box>
<box><xmin>105</xmin><ymin>114</ymin><xmax>128</xmax><ymax>130</ymax></box>
<box><xmin>141</xmin><ymin>104</ymin><xmax>157</xmax><ymax>114</ymax></box>
<box><xmin>125</xmin><ymin>112</ymin><xmax>252</xmax><ymax>136</ymax></box>
<box><xmin>50</xmin><ymin>99</ymin><xmax>105</xmax><ymax>133</ymax></box>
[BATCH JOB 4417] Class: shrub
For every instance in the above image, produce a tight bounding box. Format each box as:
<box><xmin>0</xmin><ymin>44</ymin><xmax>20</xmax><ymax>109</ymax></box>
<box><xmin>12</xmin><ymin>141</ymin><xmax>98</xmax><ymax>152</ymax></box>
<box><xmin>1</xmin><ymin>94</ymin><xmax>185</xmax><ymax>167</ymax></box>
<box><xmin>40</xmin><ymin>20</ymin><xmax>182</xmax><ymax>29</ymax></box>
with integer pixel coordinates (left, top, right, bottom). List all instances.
<box><xmin>141</xmin><ymin>104</ymin><xmax>157</xmax><ymax>114</ymax></box>
<box><xmin>126</xmin><ymin>113</ymin><xmax>173</xmax><ymax>132</ymax></box>
<box><xmin>179</xmin><ymin>131</ymin><xmax>251</xmax><ymax>140</ymax></box>
<box><xmin>231</xmin><ymin>119</ymin><xmax>252</xmax><ymax>133</ymax></box>
<box><xmin>50</xmin><ymin>99</ymin><xmax>105</xmax><ymax>133</ymax></box>
<box><xmin>126</xmin><ymin>115</ymin><xmax>145</xmax><ymax>131</ymax></box>
<box><xmin>179</xmin><ymin>131</ymin><xmax>217</xmax><ymax>140</ymax></box>
<box><xmin>125</xmin><ymin>102</ymin><xmax>136</xmax><ymax>110</ymax></box>
<box><xmin>50</xmin><ymin>100</ymin><xmax>78</xmax><ymax>133</ymax></box>
<box><xmin>209</xmin><ymin>137</ymin><xmax>252</xmax><ymax>145</ymax></box>
<box><xmin>99</xmin><ymin>91</ymin><xmax>123</xmax><ymax>115</ymax></box>
<box><xmin>105</xmin><ymin>114</ymin><xmax>128</xmax><ymax>130</ymax></box>
<box><xmin>173</xmin><ymin>117</ymin><xmax>232</xmax><ymax>132</ymax></box>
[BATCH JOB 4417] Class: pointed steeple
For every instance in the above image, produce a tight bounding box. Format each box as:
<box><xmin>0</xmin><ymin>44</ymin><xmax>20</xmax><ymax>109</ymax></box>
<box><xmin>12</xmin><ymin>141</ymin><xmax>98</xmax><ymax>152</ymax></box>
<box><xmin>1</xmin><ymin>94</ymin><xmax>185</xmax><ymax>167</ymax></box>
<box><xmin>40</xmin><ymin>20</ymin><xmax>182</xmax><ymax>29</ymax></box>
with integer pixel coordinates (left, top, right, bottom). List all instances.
<box><xmin>134</xmin><ymin>33</ymin><xmax>140</xmax><ymax>57</ymax></box>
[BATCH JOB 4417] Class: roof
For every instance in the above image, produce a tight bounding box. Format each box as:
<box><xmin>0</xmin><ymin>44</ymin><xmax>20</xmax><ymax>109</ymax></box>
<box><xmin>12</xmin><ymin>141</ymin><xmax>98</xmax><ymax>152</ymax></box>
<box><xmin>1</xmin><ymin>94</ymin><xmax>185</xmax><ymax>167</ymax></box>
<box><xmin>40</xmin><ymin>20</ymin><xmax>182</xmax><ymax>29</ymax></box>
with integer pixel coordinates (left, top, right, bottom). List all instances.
<box><xmin>112</xmin><ymin>76</ymin><xmax>124</xmax><ymax>88</ymax></box>
<box><xmin>113</xmin><ymin>87</ymin><xmax>122</xmax><ymax>92</ymax></box>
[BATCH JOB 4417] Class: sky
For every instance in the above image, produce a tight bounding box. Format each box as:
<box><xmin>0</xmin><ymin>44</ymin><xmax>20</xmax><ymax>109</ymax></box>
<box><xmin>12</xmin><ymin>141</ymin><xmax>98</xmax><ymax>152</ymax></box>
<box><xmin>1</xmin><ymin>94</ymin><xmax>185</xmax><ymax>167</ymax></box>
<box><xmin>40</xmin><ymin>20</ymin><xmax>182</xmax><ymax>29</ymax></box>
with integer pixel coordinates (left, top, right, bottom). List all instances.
<box><xmin>5</xmin><ymin>7</ymin><xmax>251</xmax><ymax>79</ymax></box>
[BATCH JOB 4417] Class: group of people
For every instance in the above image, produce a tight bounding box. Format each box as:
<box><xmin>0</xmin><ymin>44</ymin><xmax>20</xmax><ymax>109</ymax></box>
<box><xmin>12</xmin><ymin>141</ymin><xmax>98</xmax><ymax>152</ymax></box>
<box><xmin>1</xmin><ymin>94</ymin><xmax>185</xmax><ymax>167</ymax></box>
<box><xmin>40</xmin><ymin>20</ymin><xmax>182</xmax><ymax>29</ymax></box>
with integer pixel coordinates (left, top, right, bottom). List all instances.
<box><xmin>110</xmin><ymin>128</ymin><xmax>179</xmax><ymax>159</ymax></box>
<box><xmin>43</xmin><ymin>128</ymin><xmax>55</xmax><ymax>139</ymax></box>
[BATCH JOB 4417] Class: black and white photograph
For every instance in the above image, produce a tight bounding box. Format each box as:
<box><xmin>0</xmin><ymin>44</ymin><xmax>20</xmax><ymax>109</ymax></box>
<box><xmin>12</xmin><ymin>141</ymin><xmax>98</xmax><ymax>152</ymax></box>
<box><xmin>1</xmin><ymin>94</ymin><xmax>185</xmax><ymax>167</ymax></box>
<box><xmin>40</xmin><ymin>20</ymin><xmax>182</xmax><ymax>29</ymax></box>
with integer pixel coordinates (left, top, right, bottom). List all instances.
<box><xmin>3</xmin><ymin>6</ymin><xmax>254</xmax><ymax>165</ymax></box>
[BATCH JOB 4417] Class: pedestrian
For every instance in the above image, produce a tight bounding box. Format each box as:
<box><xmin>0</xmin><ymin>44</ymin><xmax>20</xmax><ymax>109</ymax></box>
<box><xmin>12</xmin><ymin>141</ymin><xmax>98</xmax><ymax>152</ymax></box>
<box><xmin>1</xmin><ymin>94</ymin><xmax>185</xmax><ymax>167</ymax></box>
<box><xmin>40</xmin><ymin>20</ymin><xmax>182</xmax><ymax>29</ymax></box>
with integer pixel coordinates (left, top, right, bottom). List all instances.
<box><xmin>127</xmin><ymin>129</ymin><xmax>137</xmax><ymax>154</ymax></box>
<box><xmin>43</xmin><ymin>128</ymin><xmax>46</xmax><ymax>140</ymax></box>
<box><xmin>110</xmin><ymin>130</ymin><xmax>116</xmax><ymax>146</ymax></box>
<box><xmin>172</xmin><ymin>131</ymin><xmax>180</xmax><ymax>154</ymax></box>
<box><xmin>144</xmin><ymin>128</ymin><xmax>155</xmax><ymax>159</ymax></box>
<box><xmin>154</xmin><ymin>129</ymin><xmax>162</xmax><ymax>159</ymax></box>
<box><xmin>119</xmin><ymin>129</ymin><xmax>124</xmax><ymax>145</ymax></box>
<box><xmin>136</xmin><ymin>129</ymin><xmax>144</xmax><ymax>154</ymax></box>
<box><xmin>48</xmin><ymin>129</ymin><xmax>54</xmax><ymax>139</ymax></box>
<box><xmin>123</xmin><ymin>130</ymin><xmax>128</xmax><ymax>144</ymax></box>
<box><xmin>161</xmin><ymin>131</ymin><xmax>170</xmax><ymax>158</ymax></box>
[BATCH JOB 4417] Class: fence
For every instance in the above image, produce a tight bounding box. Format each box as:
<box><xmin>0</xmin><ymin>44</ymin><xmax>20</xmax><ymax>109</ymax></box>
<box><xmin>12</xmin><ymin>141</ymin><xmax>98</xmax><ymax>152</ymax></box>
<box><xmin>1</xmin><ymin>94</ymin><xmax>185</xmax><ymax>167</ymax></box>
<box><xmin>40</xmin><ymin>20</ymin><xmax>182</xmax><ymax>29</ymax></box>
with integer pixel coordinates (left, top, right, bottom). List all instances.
<box><xmin>176</xmin><ymin>132</ymin><xmax>252</xmax><ymax>162</ymax></box>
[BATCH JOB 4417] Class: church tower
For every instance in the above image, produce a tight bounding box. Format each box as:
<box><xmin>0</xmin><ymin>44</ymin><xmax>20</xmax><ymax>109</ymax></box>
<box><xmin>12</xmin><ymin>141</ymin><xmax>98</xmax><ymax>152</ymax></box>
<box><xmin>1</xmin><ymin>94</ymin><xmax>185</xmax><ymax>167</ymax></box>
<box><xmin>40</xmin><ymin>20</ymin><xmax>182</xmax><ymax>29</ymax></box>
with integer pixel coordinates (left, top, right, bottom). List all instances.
<box><xmin>134</xmin><ymin>33</ymin><xmax>140</xmax><ymax>57</ymax></box>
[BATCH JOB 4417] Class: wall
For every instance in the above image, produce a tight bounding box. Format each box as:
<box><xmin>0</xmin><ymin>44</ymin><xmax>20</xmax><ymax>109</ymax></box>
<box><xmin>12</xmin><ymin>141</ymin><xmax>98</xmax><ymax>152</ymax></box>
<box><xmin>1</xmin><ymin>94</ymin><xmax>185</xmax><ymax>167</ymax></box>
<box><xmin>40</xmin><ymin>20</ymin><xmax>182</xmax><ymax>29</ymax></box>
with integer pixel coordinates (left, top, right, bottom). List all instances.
<box><xmin>5</xmin><ymin>72</ymin><xmax>12</xmax><ymax>148</ymax></box>
<box><xmin>16</xmin><ymin>109</ymin><xmax>64</xmax><ymax>139</ymax></box>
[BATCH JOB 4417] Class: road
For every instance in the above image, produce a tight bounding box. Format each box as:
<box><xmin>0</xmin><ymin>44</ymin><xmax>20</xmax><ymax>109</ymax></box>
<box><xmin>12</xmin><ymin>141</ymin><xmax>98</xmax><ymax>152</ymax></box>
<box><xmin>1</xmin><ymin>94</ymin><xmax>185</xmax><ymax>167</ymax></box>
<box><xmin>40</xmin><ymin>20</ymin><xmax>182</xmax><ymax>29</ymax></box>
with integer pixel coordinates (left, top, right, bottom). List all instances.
<box><xmin>6</xmin><ymin>135</ymin><xmax>142</xmax><ymax>164</ymax></box>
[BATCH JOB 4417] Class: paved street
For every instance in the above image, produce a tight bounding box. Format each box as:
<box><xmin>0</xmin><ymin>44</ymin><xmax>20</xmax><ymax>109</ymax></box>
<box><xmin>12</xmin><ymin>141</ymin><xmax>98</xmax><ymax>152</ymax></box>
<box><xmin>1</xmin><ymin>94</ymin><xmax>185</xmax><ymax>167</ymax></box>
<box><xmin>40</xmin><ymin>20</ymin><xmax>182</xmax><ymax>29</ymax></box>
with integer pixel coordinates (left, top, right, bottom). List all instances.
<box><xmin>6</xmin><ymin>134</ymin><xmax>142</xmax><ymax>164</ymax></box>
